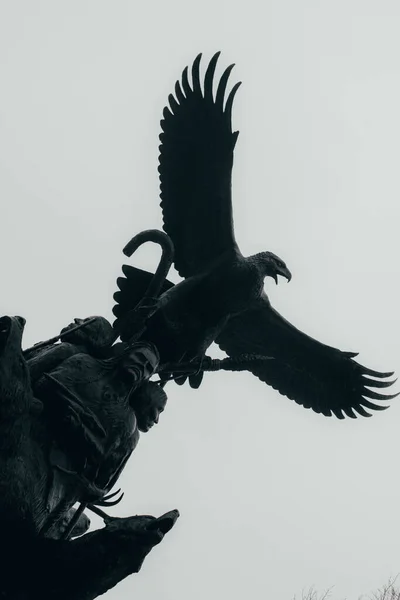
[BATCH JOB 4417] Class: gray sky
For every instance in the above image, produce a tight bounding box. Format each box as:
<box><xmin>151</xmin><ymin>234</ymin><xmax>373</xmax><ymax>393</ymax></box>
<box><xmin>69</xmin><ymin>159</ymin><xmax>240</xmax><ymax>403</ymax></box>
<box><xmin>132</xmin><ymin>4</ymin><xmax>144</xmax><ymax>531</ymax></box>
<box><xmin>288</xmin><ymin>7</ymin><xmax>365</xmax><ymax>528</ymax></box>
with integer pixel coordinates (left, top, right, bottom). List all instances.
<box><xmin>1</xmin><ymin>1</ymin><xmax>400</xmax><ymax>598</ymax></box>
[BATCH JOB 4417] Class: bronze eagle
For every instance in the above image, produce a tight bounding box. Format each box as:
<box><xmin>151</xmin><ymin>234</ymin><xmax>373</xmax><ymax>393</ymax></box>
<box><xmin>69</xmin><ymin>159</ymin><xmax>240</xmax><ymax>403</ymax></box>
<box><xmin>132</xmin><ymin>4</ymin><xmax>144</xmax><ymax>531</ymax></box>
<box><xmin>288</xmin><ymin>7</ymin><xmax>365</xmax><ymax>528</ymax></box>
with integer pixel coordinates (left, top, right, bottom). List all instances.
<box><xmin>113</xmin><ymin>53</ymin><xmax>397</xmax><ymax>419</ymax></box>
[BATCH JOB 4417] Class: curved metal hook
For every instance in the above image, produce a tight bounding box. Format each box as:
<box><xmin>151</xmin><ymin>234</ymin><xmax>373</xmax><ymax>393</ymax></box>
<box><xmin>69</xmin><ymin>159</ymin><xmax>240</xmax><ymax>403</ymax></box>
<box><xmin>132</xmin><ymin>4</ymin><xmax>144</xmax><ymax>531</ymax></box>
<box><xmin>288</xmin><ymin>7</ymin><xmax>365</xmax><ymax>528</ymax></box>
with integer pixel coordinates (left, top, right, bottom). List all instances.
<box><xmin>123</xmin><ymin>229</ymin><xmax>174</xmax><ymax>300</ymax></box>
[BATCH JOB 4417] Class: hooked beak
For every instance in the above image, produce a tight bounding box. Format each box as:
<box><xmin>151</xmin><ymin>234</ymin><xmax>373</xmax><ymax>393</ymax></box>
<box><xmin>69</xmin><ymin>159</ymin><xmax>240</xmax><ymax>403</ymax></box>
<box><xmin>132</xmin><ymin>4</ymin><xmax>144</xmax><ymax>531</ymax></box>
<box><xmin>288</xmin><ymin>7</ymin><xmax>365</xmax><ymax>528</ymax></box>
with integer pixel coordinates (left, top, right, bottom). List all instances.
<box><xmin>272</xmin><ymin>267</ymin><xmax>292</xmax><ymax>285</ymax></box>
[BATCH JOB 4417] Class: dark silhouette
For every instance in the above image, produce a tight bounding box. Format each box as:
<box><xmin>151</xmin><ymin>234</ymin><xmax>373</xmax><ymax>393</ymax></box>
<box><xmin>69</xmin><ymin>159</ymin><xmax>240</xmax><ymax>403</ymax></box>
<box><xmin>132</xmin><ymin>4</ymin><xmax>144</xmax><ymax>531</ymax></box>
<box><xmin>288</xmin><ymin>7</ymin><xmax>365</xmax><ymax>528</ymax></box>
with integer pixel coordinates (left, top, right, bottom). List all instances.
<box><xmin>27</xmin><ymin>315</ymin><xmax>169</xmax><ymax>531</ymax></box>
<box><xmin>113</xmin><ymin>230</ymin><xmax>175</xmax><ymax>344</ymax></box>
<box><xmin>0</xmin><ymin>314</ymin><xmax>178</xmax><ymax>598</ymax></box>
<box><xmin>3</xmin><ymin>508</ymin><xmax>178</xmax><ymax>600</ymax></box>
<box><xmin>113</xmin><ymin>52</ymin><xmax>396</xmax><ymax>418</ymax></box>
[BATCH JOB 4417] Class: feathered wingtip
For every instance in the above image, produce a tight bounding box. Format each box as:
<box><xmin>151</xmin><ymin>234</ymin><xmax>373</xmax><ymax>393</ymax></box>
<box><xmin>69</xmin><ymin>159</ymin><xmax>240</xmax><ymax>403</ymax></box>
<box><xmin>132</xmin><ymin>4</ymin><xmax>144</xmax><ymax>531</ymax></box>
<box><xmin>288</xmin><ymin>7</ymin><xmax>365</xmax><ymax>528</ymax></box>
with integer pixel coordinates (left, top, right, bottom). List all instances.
<box><xmin>337</xmin><ymin>363</ymin><xmax>398</xmax><ymax>419</ymax></box>
<box><xmin>161</xmin><ymin>51</ymin><xmax>242</xmax><ymax>135</ymax></box>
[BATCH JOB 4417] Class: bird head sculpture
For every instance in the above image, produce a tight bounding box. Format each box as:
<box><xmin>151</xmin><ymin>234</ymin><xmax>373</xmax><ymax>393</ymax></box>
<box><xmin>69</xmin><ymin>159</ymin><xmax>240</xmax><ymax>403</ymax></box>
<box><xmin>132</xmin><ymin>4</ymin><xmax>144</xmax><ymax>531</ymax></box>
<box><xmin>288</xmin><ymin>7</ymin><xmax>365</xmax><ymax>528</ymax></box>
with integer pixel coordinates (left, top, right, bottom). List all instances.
<box><xmin>252</xmin><ymin>251</ymin><xmax>292</xmax><ymax>285</ymax></box>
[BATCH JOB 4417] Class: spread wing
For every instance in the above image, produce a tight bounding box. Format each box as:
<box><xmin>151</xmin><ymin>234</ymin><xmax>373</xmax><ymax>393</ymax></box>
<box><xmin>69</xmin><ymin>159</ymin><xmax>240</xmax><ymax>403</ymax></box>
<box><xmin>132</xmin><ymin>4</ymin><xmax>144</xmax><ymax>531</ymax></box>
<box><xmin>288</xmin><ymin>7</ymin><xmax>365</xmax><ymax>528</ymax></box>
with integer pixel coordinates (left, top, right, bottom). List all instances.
<box><xmin>112</xmin><ymin>265</ymin><xmax>174</xmax><ymax>336</ymax></box>
<box><xmin>159</xmin><ymin>52</ymin><xmax>241</xmax><ymax>278</ymax></box>
<box><xmin>216</xmin><ymin>297</ymin><xmax>397</xmax><ymax>419</ymax></box>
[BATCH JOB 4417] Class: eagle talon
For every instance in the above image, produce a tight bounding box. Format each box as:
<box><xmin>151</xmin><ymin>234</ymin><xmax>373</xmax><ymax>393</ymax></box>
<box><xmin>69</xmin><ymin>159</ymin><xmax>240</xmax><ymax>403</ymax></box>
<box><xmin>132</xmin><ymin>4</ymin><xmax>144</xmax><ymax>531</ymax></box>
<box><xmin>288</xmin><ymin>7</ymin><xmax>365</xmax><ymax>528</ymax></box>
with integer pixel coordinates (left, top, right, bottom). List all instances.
<box><xmin>94</xmin><ymin>489</ymin><xmax>125</xmax><ymax>507</ymax></box>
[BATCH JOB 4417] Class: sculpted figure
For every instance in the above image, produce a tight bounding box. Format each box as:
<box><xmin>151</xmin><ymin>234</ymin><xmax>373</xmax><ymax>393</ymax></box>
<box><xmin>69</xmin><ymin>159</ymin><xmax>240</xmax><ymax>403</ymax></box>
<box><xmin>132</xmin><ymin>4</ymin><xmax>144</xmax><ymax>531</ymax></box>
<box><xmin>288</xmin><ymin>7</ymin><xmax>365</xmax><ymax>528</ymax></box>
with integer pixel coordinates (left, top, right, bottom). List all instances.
<box><xmin>21</xmin><ymin>232</ymin><xmax>174</xmax><ymax>540</ymax></box>
<box><xmin>2</xmin><ymin>48</ymin><xmax>397</xmax><ymax>599</ymax></box>
<box><xmin>25</xmin><ymin>315</ymin><xmax>168</xmax><ymax>535</ymax></box>
<box><xmin>0</xmin><ymin>315</ymin><xmax>178</xmax><ymax>599</ymax></box>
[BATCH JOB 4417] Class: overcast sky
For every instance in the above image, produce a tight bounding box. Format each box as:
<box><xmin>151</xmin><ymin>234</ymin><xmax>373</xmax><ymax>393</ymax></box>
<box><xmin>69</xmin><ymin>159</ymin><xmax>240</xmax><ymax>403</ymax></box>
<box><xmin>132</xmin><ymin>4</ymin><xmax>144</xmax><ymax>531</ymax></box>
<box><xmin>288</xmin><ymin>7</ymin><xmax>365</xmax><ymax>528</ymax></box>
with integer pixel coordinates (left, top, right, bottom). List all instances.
<box><xmin>1</xmin><ymin>1</ymin><xmax>400</xmax><ymax>599</ymax></box>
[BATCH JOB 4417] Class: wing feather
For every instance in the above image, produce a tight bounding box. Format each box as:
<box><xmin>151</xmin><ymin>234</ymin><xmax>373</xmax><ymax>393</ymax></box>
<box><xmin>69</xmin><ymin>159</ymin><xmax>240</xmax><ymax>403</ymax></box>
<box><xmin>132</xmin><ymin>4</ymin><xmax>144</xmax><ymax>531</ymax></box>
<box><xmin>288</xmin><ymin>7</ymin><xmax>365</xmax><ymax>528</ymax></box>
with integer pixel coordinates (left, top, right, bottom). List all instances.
<box><xmin>216</xmin><ymin>298</ymin><xmax>397</xmax><ymax>418</ymax></box>
<box><xmin>159</xmin><ymin>52</ymin><xmax>241</xmax><ymax>277</ymax></box>
<box><xmin>112</xmin><ymin>265</ymin><xmax>174</xmax><ymax>334</ymax></box>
